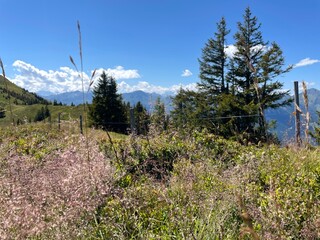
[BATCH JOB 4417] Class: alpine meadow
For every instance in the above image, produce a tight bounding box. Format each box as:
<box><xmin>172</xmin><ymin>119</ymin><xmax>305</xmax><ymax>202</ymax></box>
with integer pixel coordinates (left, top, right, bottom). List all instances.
<box><xmin>0</xmin><ymin>4</ymin><xmax>320</xmax><ymax>240</ymax></box>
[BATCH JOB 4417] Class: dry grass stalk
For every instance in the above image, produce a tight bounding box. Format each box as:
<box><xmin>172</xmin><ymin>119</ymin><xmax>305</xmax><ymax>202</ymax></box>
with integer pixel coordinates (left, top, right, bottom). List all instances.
<box><xmin>0</xmin><ymin>58</ymin><xmax>14</xmax><ymax>125</ymax></box>
<box><xmin>237</xmin><ymin>194</ymin><xmax>260</xmax><ymax>240</ymax></box>
<box><xmin>302</xmin><ymin>81</ymin><xmax>310</xmax><ymax>144</ymax></box>
<box><xmin>69</xmin><ymin>21</ymin><xmax>97</xmax><ymax>163</ymax></box>
<box><xmin>70</xmin><ymin>21</ymin><xmax>119</xmax><ymax>168</ymax></box>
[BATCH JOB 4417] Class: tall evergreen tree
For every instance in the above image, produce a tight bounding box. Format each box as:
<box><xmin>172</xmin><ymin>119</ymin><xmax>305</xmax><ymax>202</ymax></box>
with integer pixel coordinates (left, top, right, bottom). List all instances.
<box><xmin>232</xmin><ymin>7</ymin><xmax>291</xmax><ymax>141</ymax></box>
<box><xmin>196</xmin><ymin>17</ymin><xmax>232</xmax><ymax>134</ymax></box>
<box><xmin>233</xmin><ymin>7</ymin><xmax>265</xmax><ymax>94</ymax></box>
<box><xmin>133</xmin><ymin>101</ymin><xmax>150</xmax><ymax>135</ymax></box>
<box><xmin>198</xmin><ymin>17</ymin><xmax>230</xmax><ymax>94</ymax></box>
<box><xmin>89</xmin><ymin>71</ymin><xmax>128</xmax><ymax>133</ymax></box>
<box><xmin>34</xmin><ymin>105</ymin><xmax>50</xmax><ymax>122</ymax></box>
<box><xmin>232</xmin><ymin>7</ymin><xmax>266</xmax><ymax>136</ymax></box>
<box><xmin>151</xmin><ymin>97</ymin><xmax>167</xmax><ymax>133</ymax></box>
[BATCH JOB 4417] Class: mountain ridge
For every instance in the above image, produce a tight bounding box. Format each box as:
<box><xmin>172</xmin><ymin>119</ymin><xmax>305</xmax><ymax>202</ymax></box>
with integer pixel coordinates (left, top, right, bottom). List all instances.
<box><xmin>44</xmin><ymin>90</ymin><xmax>173</xmax><ymax>112</ymax></box>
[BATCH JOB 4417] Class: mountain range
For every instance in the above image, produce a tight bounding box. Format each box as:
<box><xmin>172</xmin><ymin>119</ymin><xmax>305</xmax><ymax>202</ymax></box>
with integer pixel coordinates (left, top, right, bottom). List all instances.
<box><xmin>44</xmin><ymin>90</ymin><xmax>174</xmax><ymax>112</ymax></box>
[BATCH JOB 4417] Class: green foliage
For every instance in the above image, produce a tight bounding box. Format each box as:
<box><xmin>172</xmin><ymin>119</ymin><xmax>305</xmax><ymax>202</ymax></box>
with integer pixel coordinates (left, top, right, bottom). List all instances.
<box><xmin>1</xmin><ymin>124</ymin><xmax>66</xmax><ymax>163</ymax></box>
<box><xmin>150</xmin><ymin>97</ymin><xmax>168</xmax><ymax>133</ymax></box>
<box><xmin>53</xmin><ymin>99</ymin><xmax>63</xmax><ymax>106</ymax></box>
<box><xmin>171</xmin><ymin>89</ymin><xmax>214</xmax><ymax>131</ymax></box>
<box><xmin>1</xmin><ymin>123</ymin><xmax>319</xmax><ymax>239</ymax></box>
<box><xmin>133</xmin><ymin>101</ymin><xmax>150</xmax><ymax>135</ymax></box>
<box><xmin>244</xmin><ymin>147</ymin><xmax>320</xmax><ymax>239</ymax></box>
<box><xmin>34</xmin><ymin>105</ymin><xmax>51</xmax><ymax>122</ymax></box>
<box><xmin>89</xmin><ymin>71</ymin><xmax>128</xmax><ymax>133</ymax></box>
<box><xmin>0</xmin><ymin>106</ymin><xmax>5</xmax><ymax>118</ymax></box>
<box><xmin>92</xmin><ymin>130</ymin><xmax>320</xmax><ymax>239</ymax></box>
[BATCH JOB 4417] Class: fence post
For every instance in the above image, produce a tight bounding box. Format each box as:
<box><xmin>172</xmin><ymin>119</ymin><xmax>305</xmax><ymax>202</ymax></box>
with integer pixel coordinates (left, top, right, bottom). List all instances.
<box><xmin>58</xmin><ymin>113</ymin><xmax>61</xmax><ymax>130</ymax></box>
<box><xmin>80</xmin><ymin>115</ymin><xmax>83</xmax><ymax>135</ymax></box>
<box><xmin>130</xmin><ymin>108</ymin><xmax>136</xmax><ymax>134</ymax></box>
<box><xmin>294</xmin><ymin>81</ymin><xmax>301</xmax><ymax>146</ymax></box>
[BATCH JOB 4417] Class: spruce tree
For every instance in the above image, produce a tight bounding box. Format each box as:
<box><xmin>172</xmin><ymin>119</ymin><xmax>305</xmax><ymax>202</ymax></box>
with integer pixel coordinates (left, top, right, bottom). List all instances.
<box><xmin>196</xmin><ymin>17</ymin><xmax>232</xmax><ymax>134</ymax></box>
<box><xmin>89</xmin><ymin>71</ymin><xmax>127</xmax><ymax>133</ymax></box>
<box><xmin>151</xmin><ymin>97</ymin><xmax>165</xmax><ymax>132</ymax></box>
<box><xmin>233</xmin><ymin>7</ymin><xmax>265</xmax><ymax>93</ymax></box>
<box><xmin>133</xmin><ymin>101</ymin><xmax>150</xmax><ymax>135</ymax></box>
<box><xmin>232</xmin><ymin>7</ymin><xmax>266</xmax><ymax>136</ymax></box>
<box><xmin>232</xmin><ymin>7</ymin><xmax>291</xmax><ymax>141</ymax></box>
<box><xmin>198</xmin><ymin>17</ymin><xmax>230</xmax><ymax>94</ymax></box>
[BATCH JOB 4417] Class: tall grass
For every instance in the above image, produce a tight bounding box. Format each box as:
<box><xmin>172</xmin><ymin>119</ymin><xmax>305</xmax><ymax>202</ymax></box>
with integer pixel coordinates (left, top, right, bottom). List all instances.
<box><xmin>0</xmin><ymin>125</ymin><xmax>115</xmax><ymax>239</ymax></box>
<box><xmin>69</xmin><ymin>21</ymin><xmax>96</xmax><ymax>161</ymax></box>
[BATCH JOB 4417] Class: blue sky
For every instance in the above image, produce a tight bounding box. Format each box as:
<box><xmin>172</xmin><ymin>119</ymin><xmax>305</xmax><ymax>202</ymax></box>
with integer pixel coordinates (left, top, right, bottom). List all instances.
<box><xmin>0</xmin><ymin>0</ymin><xmax>319</xmax><ymax>95</ymax></box>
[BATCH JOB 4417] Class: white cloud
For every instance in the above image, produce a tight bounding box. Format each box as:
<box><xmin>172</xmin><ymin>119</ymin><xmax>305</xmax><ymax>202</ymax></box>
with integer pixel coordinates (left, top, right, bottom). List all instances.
<box><xmin>95</xmin><ymin>66</ymin><xmax>140</xmax><ymax>79</ymax></box>
<box><xmin>11</xmin><ymin>60</ymin><xmax>141</xmax><ymax>94</ymax></box>
<box><xmin>224</xmin><ymin>44</ymin><xmax>269</xmax><ymax>59</ymax></box>
<box><xmin>294</xmin><ymin>58</ymin><xmax>320</xmax><ymax>68</ymax></box>
<box><xmin>224</xmin><ymin>45</ymin><xmax>237</xmax><ymax>58</ymax></box>
<box><xmin>10</xmin><ymin>60</ymin><xmax>197</xmax><ymax>95</ymax></box>
<box><xmin>181</xmin><ymin>69</ymin><xmax>192</xmax><ymax>77</ymax></box>
<box><xmin>118</xmin><ymin>81</ymin><xmax>197</xmax><ymax>95</ymax></box>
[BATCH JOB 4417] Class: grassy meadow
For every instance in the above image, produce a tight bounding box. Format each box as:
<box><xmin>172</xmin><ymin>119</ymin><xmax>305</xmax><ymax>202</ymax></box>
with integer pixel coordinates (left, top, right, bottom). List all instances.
<box><xmin>0</xmin><ymin>121</ymin><xmax>319</xmax><ymax>239</ymax></box>
<box><xmin>0</xmin><ymin>103</ymin><xmax>85</xmax><ymax>127</ymax></box>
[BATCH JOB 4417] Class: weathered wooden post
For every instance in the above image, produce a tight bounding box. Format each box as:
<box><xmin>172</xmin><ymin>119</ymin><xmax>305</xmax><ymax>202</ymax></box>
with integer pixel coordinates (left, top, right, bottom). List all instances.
<box><xmin>58</xmin><ymin>113</ymin><xmax>61</xmax><ymax>130</ymax></box>
<box><xmin>294</xmin><ymin>81</ymin><xmax>301</xmax><ymax>146</ymax></box>
<box><xmin>80</xmin><ymin>115</ymin><xmax>83</xmax><ymax>135</ymax></box>
<box><xmin>130</xmin><ymin>108</ymin><xmax>136</xmax><ymax>134</ymax></box>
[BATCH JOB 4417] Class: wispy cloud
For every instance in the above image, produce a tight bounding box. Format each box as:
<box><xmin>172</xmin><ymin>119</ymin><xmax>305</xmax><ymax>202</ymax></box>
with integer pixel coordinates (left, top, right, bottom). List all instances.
<box><xmin>118</xmin><ymin>81</ymin><xmax>197</xmax><ymax>94</ymax></box>
<box><xmin>294</xmin><ymin>58</ymin><xmax>320</xmax><ymax>68</ymax></box>
<box><xmin>11</xmin><ymin>60</ymin><xmax>141</xmax><ymax>94</ymax></box>
<box><xmin>181</xmin><ymin>69</ymin><xmax>192</xmax><ymax>77</ymax></box>
<box><xmin>224</xmin><ymin>44</ymin><xmax>269</xmax><ymax>59</ymax></box>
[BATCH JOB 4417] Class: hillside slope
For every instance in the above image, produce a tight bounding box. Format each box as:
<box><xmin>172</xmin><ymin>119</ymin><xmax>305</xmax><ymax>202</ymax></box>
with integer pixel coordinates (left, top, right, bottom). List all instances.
<box><xmin>0</xmin><ymin>75</ymin><xmax>49</xmax><ymax>106</ymax></box>
<box><xmin>0</xmin><ymin>76</ymin><xmax>83</xmax><ymax>126</ymax></box>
